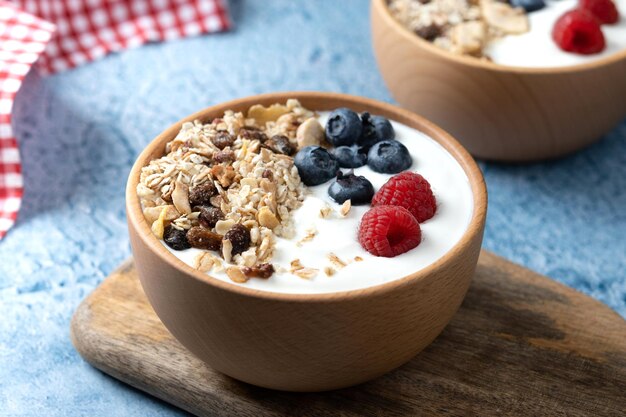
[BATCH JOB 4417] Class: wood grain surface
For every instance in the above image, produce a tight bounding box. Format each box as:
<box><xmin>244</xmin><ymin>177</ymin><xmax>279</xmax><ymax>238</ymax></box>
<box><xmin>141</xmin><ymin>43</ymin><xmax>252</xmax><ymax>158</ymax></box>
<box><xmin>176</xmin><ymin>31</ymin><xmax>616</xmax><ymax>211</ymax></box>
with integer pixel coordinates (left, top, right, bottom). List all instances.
<box><xmin>71</xmin><ymin>251</ymin><xmax>626</xmax><ymax>417</ymax></box>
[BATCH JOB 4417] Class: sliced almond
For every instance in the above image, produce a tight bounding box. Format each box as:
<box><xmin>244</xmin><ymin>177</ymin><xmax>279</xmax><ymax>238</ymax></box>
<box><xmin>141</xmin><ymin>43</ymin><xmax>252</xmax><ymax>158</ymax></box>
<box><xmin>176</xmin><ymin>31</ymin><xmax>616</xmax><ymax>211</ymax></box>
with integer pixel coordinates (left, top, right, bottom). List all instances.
<box><xmin>340</xmin><ymin>200</ymin><xmax>352</xmax><ymax>217</ymax></box>
<box><xmin>215</xmin><ymin>219</ymin><xmax>236</xmax><ymax>235</ymax></box>
<box><xmin>296</xmin><ymin>117</ymin><xmax>324</xmax><ymax>149</ymax></box>
<box><xmin>354</xmin><ymin>256</ymin><xmax>364</xmax><ymax>262</ymax></box>
<box><xmin>226</xmin><ymin>266</ymin><xmax>248</xmax><ymax>283</ymax></box>
<box><xmin>258</xmin><ymin>206</ymin><xmax>280</xmax><ymax>229</ymax></box>
<box><xmin>222</xmin><ymin>239</ymin><xmax>233</xmax><ymax>263</ymax></box>
<box><xmin>151</xmin><ymin>207</ymin><xmax>168</xmax><ymax>239</ymax></box>
<box><xmin>319</xmin><ymin>204</ymin><xmax>333</xmax><ymax>219</ymax></box>
<box><xmin>143</xmin><ymin>205</ymin><xmax>180</xmax><ymax>224</ymax></box>
<box><xmin>171</xmin><ymin>181</ymin><xmax>192</xmax><ymax>215</ymax></box>
<box><xmin>481</xmin><ymin>0</ymin><xmax>529</xmax><ymax>35</ymax></box>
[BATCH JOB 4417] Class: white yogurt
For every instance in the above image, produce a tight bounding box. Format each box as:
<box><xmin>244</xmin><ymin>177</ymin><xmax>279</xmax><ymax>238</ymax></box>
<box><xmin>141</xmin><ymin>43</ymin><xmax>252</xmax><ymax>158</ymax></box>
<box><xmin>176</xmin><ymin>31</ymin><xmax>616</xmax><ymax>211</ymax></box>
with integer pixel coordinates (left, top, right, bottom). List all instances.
<box><xmin>164</xmin><ymin>115</ymin><xmax>474</xmax><ymax>294</ymax></box>
<box><xmin>485</xmin><ymin>0</ymin><xmax>626</xmax><ymax>68</ymax></box>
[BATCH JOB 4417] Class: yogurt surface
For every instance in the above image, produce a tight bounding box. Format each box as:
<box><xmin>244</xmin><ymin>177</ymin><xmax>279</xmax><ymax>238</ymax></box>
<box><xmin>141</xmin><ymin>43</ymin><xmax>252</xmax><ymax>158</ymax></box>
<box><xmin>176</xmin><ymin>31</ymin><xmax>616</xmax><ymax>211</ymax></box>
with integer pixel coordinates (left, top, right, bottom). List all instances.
<box><xmin>485</xmin><ymin>0</ymin><xmax>626</xmax><ymax>68</ymax></box>
<box><xmin>164</xmin><ymin>114</ymin><xmax>474</xmax><ymax>294</ymax></box>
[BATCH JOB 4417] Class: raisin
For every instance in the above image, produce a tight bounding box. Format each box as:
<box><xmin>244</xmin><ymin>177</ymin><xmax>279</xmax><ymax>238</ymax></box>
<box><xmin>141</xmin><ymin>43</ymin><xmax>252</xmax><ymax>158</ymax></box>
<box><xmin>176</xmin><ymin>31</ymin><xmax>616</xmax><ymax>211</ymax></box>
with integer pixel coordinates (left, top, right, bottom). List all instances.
<box><xmin>224</xmin><ymin>224</ymin><xmax>251</xmax><ymax>256</ymax></box>
<box><xmin>186</xmin><ymin>227</ymin><xmax>222</xmax><ymax>251</ymax></box>
<box><xmin>239</xmin><ymin>127</ymin><xmax>268</xmax><ymax>142</ymax></box>
<box><xmin>198</xmin><ymin>206</ymin><xmax>225</xmax><ymax>228</ymax></box>
<box><xmin>213</xmin><ymin>150</ymin><xmax>235</xmax><ymax>164</ymax></box>
<box><xmin>242</xmin><ymin>263</ymin><xmax>274</xmax><ymax>279</ymax></box>
<box><xmin>264</xmin><ymin>135</ymin><xmax>295</xmax><ymax>156</ymax></box>
<box><xmin>212</xmin><ymin>131</ymin><xmax>235</xmax><ymax>149</ymax></box>
<box><xmin>415</xmin><ymin>24</ymin><xmax>442</xmax><ymax>41</ymax></box>
<box><xmin>163</xmin><ymin>225</ymin><xmax>191</xmax><ymax>251</ymax></box>
<box><xmin>189</xmin><ymin>182</ymin><xmax>217</xmax><ymax>207</ymax></box>
<box><xmin>262</xmin><ymin>169</ymin><xmax>273</xmax><ymax>180</ymax></box>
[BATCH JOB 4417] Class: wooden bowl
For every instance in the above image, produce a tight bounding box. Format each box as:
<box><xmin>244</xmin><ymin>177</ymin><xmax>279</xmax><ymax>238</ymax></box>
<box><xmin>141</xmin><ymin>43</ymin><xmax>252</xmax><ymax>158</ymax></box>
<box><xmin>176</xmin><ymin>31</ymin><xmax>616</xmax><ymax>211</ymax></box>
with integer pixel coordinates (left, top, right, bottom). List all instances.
<box><xmin>126</xmin><ymin>92</ymin><xmax>488</xmax><ymax>391</ymax></box>
<box><xmin>371</xmin><ymin>0</ymin><xmax>626</xmax><ymax>161</ymax></box>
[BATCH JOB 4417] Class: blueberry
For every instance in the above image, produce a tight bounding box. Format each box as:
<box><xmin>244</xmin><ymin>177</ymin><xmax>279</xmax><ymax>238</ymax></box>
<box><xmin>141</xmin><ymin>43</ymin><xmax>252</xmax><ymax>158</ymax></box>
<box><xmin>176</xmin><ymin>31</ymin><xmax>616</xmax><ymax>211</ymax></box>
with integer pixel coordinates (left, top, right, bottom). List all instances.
<box><xmin>510</xmin><ymin>0</ymin><xmax>545</xmax><ymax>12</ymax></box>
<box><xmin>325</xmin><ymin>108</ymin><xmax>362</xmax><ymax>147</ymax></box>
<box><xmin>294</xmin><ymin>146</ymin><xmax>340</xmax><ymax>186</ymax></box>
<box><xmin>332</xmin><ymin>146</ymin><xmax>368</xmax><ymax>168</ymax></box>
<box><xmin>328</xmin><ymin>171</ymin><xmax>375</xmax><ymax>205</ymax></box>
<box><xmin>367</xmin><ymin>140</ymin><xmax>412</xmax><ymax>174</ymax></box>
<box><xmin>358</xmin><ymin>112</ymin><xmax>395</xmax><ymax>150</ymax></box>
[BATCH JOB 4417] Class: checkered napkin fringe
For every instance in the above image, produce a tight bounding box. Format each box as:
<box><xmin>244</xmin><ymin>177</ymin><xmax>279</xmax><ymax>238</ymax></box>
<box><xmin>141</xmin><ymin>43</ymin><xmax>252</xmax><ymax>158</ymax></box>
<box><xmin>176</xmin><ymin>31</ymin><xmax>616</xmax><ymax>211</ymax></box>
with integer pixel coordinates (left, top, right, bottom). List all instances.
<box><xmin>0</xmin><ymin>0</ymin><xmax>230</xmax><ymax>239</ymax></box>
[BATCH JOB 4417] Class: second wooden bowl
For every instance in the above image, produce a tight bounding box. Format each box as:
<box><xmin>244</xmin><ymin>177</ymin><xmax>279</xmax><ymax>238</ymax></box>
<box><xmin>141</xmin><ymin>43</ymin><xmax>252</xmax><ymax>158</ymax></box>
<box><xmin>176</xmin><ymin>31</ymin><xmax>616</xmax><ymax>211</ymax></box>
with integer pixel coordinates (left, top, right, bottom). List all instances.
<box><xmin>371</xmin><ymin>0</ymin><xmax>626</xmax><ymax>161</ymax></box>
<box><xmin>126</xmin><ymin>92</ymin><xmax>487</xmax><ymax>391</ymax></box>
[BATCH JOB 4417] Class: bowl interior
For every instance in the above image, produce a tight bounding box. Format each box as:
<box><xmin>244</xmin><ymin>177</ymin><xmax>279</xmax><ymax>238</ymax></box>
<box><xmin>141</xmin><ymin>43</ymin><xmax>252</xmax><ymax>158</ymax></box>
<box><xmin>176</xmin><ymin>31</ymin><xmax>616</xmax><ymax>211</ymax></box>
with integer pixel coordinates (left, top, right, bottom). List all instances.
<box><xmin>126</xmin><ymin>91</ymin><xmax>488</xmax><ymax>301</ymax></box>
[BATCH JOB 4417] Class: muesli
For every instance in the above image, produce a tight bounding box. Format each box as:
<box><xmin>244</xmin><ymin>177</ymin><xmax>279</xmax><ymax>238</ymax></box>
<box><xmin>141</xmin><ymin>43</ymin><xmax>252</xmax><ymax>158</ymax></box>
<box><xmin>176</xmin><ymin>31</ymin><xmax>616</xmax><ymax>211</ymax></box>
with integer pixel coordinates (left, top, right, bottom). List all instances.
<box><xmin>137</xmin><ymin>100</ymin><xmax>467</xmax><ymax>289</ymax></box>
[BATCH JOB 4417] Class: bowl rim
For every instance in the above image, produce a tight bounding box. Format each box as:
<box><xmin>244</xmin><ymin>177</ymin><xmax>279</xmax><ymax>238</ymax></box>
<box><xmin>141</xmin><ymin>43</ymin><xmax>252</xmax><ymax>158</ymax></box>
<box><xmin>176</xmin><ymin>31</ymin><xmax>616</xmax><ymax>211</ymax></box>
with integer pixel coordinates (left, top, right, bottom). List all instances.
<box><xmin>372</xmin><ymin>0</ymin><xmax>626</xmax><ymax>74</ymax></box>
<box><xmin>126</xmin><ymin>91</ymin><xmax>488</xmax><ymax>302</ymax></box>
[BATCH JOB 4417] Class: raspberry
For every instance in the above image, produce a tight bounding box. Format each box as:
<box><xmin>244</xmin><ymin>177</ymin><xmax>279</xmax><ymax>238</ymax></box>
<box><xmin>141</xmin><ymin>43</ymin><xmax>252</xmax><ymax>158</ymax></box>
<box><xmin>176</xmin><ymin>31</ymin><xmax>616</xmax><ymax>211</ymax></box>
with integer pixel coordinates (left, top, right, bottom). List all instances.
<box><xmin>371</xmin><ymin>172</ymin><xmax>436</xmax><ymax>223</ymax></box>
<box><xmin>552</xmin><ymin>10</ymin><xmax>606</xmax><ymax>54</ymax></box>
<box><xmin>358</xmin><ymin>206</ymin><xmax>422</xmax><ymax>258</ymax></box>
<box><xmin>579</xmin><ymin>0</ymin><xmax>619</xmax><ymax>24</ymax></box>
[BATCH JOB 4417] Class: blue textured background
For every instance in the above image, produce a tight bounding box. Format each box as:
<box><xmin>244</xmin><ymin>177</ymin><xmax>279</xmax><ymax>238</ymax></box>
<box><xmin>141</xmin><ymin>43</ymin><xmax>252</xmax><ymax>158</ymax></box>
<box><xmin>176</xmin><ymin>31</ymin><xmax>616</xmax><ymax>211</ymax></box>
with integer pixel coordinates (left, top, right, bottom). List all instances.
<box><xmin>1</xmin><ymin>0</ymin><xmax>624</xmax><ymax>415</ymax></box>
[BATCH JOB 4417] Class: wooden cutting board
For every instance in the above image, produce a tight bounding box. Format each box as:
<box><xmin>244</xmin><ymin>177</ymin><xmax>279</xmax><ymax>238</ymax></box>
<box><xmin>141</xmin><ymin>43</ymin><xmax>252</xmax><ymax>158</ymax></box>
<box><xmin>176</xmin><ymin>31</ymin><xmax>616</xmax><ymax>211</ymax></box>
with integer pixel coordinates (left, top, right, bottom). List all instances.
<box><xmin>70</xmin><ymin>251</ymin><xmax>626</xmax><ymax>416</ymax></box>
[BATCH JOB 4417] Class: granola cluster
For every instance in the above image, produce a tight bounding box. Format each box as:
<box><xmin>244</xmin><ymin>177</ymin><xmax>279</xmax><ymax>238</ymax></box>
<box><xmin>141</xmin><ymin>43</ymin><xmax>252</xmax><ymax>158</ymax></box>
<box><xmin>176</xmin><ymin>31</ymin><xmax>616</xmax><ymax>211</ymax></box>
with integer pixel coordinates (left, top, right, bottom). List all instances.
<box><xmin>138</xmin><ymin>99</ymin><xmax>323</xmax><ymax>282</ymax></box>
<box><xmin>388</xmin><ymin>0</ymin><xmax>529</xmax><ymax>58</ymax></box>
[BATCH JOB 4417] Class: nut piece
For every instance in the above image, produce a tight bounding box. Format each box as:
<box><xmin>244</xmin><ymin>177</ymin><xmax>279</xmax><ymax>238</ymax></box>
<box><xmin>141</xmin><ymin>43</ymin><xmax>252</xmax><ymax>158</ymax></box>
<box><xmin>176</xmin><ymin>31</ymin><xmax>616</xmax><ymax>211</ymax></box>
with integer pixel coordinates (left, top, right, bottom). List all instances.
<box><xmin>143</xmin><ymin>205</ymin><xmax>179</xmax><ymax>224</ymax></box>
<box><xmin>210</xmin><ymin>165</ymin><xmax>237</xmax><ymax>188</ymax></box>
<box><xmin>481</xmin><ymin>0</ymin><xmax>529</xmax><ymax>35</ymax></box>
<box><xmin>226</xmin><ymin>266</ymin><xmax>248</xmax><ymax>283</ymax></box>
<box><xmin>296</xmin><ymin>117</ymin><xmax>324</xmax><ymax>149</ymax></box>
<box><xmin>247</xmin><ymin>103</ymin><xmax>290</xmax><ymax>125</ymax></box>
<box><xmin>151</xmin><ymin>206</ymin><xmax>169</xmax><ymax>239</ymax></box>
<box><xmin>172</xmin><ymin>180</ymin><xmax>192</xmax><ymax>215</ymax></box>
<box><xmin>215</xmin><ymin>219</ymin><xmax>236</xmax><ymax>235</ymax></box>
<box><xmin>354</xmin><ymin>256</ymin><xmax>364</xmax><ymax>262</ymax></box>
<box><xmin>187</xmin><ymin>226</ymin><xmax>222</xmax><ymax>251</ymax></box>
<box><xmin>222</xmin><ymin>239</ymin><xmax>233</xmax><ymax>263</ymax></box>
<box><xmin>340</xmin><ymin>199</ymin><xmax>352</xmax><ymax>217</ymax></box>
<box><xmin>450</xmin><ymin>21</ymin><xmax>487</xmax><ymax>57</ymax></box>
<box><xmin>257</xmin><ymin>206</ymin><xmax>280</xmax><ymax>229</ymax></box>
<box><xmin>319</xmin><ymin>204</ymin><xmax>333</xmax><ymax>219</ymax></box>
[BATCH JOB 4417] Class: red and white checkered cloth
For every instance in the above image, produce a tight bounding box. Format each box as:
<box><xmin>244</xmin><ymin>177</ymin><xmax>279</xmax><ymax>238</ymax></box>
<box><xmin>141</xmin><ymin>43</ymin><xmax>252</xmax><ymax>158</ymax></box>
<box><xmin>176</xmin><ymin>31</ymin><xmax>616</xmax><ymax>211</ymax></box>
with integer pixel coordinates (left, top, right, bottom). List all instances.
<box><xmin>0</xmin><ymin>0</ymin><xmax>230</xmax><ymax>239</ymax></box>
